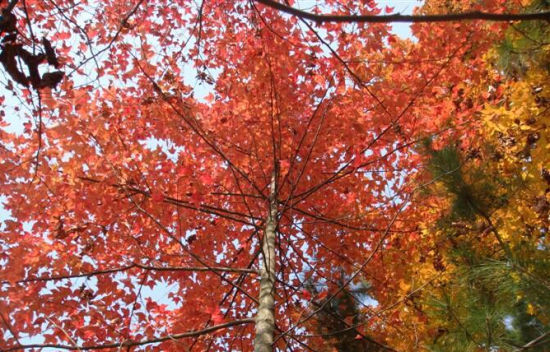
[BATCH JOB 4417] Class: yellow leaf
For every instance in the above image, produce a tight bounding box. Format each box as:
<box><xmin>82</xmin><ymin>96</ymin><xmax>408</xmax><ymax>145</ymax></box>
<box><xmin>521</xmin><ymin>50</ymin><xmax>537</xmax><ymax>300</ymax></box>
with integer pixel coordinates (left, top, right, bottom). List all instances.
<box><xmin>527</xmin><ymin>303</ymin><xmax>536</xmax><ymax>315</ymax></box>
<box><xmin>399</xmin><ymin>280</ymin><xmax>411</xmax><ymax>292</ymax></box>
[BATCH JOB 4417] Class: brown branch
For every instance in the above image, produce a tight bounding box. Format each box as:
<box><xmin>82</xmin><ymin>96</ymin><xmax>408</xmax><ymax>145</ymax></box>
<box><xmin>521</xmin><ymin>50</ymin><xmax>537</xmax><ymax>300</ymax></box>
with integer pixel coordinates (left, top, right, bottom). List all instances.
<box><xmin>0</xmin><ymin>319</ymin><xmax>255</xmax><ymax>351</ymax></box>
<box><xmin>518</xmin><ymin>330</ymin><xmax>550</xmax><ymax>350</ymax></box>
<box><xmin>4</xmin><ymin>0</ymin><xmax>19</xmax><ymax>13</ymax></box>
<box><xmin>7</xmin><ymin>263</ymin><xmax>258</xmax><ymax>285</ymax></box>
<box><xmin>136</xmin><ymin>264</ymin><xmax>258</xmax><ymax>274</ymax></box>
<box><xmin>76</xmin><ymin>177</ymin><xmax>259</xmax><ymax>226</ymax></box>
<box><xmin>255</xmin><ymin>0</ymin><xmax>550</xmax><ymax>23</ymax></box>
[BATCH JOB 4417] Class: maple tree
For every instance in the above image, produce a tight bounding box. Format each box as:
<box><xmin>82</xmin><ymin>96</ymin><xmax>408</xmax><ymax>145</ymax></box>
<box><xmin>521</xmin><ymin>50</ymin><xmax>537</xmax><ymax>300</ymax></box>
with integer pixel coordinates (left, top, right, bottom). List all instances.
<box><xmin>0</xmin><ymin>0</ymin><xmax>549</xmax><ymax>351</ymax></box>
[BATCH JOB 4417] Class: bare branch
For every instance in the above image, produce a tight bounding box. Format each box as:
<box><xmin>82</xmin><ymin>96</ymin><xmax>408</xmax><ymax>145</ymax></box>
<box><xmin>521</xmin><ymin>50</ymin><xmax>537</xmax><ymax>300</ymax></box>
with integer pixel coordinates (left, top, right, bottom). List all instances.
<box><xmin>255</xmin><ymin>0</ymin><xmax>550</xmax><ymax>23</ymax></box>
<box><xmin>517</xmin><ymin>330</ymin><xmax>550</xmax><ymax>350</ymax></box>
<box><xmin>7</xmin><ymin>263</ymin><xmax>258</xmax><ymax>285</ymax></box>
<box><xmin>1</xmin><ymin>319</ymin><xmax>255</xmax><ymax>351</ymax></box>
<box><xmin>4</xmin><ymin>0</ymin><xmax>19</xmax><ymax>13</ymax></box>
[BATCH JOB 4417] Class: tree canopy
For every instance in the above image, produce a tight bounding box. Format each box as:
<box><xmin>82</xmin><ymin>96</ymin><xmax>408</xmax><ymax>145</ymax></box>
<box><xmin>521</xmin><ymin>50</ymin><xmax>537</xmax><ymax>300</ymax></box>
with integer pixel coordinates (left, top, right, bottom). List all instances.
<box><xmin>0</xmin><ymin>0</ymin><xmax>548</xmax><ymax>351</ymax></box>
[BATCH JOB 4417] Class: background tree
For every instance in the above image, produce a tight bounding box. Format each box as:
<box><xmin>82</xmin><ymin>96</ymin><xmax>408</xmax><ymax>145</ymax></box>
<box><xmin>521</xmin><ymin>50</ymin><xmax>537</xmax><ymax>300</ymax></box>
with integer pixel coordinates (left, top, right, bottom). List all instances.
<box><xmin>388</xmin><ymin>1</ymin><xmax>550</xmax><ymax>350</ymax></box>
<box><xmin>300</xmin><ymin>271</ymin><xmax>389</xmax><ymax>351</ymax></box>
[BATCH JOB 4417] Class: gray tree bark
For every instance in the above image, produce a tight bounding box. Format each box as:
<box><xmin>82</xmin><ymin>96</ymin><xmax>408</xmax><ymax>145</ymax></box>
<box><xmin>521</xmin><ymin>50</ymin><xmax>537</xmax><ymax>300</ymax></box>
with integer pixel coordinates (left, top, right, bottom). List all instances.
<box><xmin>254</xmin><ymin>170</ymin><xmax>278</xmax><ymax>352</ymax></box>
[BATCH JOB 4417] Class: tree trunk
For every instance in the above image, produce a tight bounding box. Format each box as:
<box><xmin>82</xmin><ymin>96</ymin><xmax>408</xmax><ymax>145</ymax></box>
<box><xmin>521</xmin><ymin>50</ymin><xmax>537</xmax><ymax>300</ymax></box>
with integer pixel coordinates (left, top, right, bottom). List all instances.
<box><xmin>254</xmin><ymin>170</ymin><xmax>278</xmax><ymax>352</ymax></box>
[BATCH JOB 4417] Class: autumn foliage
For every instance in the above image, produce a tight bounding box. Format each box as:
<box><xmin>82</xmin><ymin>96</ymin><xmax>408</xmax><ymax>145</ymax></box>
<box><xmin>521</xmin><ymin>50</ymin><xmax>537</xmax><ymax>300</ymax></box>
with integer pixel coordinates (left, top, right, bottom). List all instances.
<box><xmin>0</xmin><ymin>0</ymin><xmax>549</xmax><ymax>351</ymax></box>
